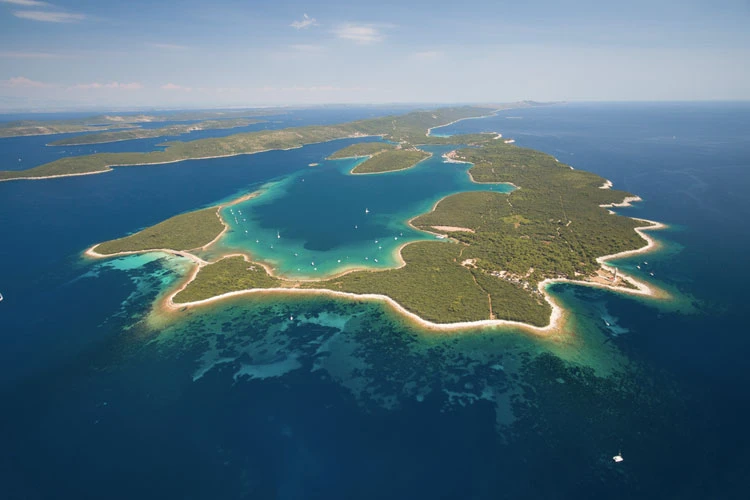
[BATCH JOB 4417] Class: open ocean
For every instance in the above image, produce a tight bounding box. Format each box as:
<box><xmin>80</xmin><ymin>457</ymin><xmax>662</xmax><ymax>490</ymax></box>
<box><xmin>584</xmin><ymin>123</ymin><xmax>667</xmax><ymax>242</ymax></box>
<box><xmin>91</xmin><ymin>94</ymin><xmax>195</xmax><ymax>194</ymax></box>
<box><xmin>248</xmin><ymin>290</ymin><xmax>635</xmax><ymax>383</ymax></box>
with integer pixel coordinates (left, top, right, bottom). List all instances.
<box><xmin>1</xmin><ymin>102</ymin><xmax>748</xmax><ymax>499</ymax></box>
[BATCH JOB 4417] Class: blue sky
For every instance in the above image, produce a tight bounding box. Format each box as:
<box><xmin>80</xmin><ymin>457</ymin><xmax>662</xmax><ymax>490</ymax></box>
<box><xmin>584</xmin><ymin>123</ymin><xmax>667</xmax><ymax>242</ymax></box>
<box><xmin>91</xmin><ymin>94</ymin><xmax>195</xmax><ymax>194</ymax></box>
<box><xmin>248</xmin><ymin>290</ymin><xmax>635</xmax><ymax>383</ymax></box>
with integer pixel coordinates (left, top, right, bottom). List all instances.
<box><xmin>0</xmin><ymin>0</ymin><xmax>748</xmax><ymax>110</ymax></box>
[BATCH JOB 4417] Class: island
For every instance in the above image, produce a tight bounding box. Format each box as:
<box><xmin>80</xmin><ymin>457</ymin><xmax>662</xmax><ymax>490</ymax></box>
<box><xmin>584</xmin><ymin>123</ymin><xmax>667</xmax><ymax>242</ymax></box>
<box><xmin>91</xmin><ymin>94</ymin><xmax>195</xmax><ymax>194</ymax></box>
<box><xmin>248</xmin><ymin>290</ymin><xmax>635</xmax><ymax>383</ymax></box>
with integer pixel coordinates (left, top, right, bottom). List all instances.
<box><xmin>47</xmin><ymin>118</ymin><xmax>265</xmax><ymax>146</ymax></box>
<box><xmin>327</xmin><ymin>142</ymin><xmax>397</xmax><ymax>159</ymax></box>
<box><xmin>84</xmin><ymin>105</ymin><xmax>667</xmax><ymax>333</ymax></box>
<box><xmin>0</xmin><ymin>108</ymin><xmax>280</xmax><ymax>139</ymax></box>
<box><xmin>326</xmin><ymin>141</ymin><xmax>431</xmax><ymax>174</ymax></box>
<box><xmin>349</xmin><ymin>149</ymin><xmax>432</xmax><ymax>174</ymax></box>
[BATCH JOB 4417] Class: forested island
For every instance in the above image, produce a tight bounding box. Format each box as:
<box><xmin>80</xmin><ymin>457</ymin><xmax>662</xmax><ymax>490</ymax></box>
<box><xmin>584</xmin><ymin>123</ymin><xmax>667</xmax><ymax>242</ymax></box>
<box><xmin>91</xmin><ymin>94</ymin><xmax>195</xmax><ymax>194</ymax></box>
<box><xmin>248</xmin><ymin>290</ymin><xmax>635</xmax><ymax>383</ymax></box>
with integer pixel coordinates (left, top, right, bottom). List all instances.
<box><xmin>326</xmin><ymin>142</ymin><xmax>396</xmax><ymax>159</ymax></box>
<box><xmin>0</xmin><ymin>108</ymin><xmax>280</xmax><ymax>139</ymax></box>
<box><xmin>85</xmin><ymin>104</ymin><xmax>665</xmax><ymax>330</ymax></box>
<box><xmin>350</xmin><ymin>149</ymin><xmax>432</xmax><ymax>174</ymax></box>
<box><xmin>48</xmin><ymin>118</ymin><xmax>265</xmax><ymax>146</ymax></box>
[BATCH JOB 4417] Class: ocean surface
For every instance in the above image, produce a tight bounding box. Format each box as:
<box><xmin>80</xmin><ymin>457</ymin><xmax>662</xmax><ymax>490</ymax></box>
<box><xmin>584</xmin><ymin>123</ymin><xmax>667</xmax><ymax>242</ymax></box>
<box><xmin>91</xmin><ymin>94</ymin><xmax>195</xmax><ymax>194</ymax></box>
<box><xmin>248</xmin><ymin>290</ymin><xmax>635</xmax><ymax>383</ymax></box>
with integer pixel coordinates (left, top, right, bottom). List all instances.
<box><xmin>1</xmin><ymin>102</ymin><xmax>749</xmax><ymax>499</ymax></box>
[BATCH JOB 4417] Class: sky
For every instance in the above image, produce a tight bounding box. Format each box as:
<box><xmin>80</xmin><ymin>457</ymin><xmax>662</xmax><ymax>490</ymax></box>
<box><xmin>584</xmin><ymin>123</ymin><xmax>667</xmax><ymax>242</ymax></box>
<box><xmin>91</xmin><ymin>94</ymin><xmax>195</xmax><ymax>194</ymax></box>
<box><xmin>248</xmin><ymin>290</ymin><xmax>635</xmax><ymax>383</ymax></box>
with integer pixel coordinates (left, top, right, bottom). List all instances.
<box><xmin>0</xmin><ymin>0</ymin><xmax>748</xmax><ymax>110</ymax></box>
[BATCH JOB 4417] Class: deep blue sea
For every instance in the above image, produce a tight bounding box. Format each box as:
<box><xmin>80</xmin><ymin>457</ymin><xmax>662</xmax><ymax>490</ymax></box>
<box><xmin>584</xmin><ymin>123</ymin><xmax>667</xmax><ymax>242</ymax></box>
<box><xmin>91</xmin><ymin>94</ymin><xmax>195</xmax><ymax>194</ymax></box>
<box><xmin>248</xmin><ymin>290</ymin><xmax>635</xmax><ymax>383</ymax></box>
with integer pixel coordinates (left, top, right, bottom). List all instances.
<box><xmin>1</xmin><ymin>103</ymin><xmax>749</xmax><ymax>499</ymax></box>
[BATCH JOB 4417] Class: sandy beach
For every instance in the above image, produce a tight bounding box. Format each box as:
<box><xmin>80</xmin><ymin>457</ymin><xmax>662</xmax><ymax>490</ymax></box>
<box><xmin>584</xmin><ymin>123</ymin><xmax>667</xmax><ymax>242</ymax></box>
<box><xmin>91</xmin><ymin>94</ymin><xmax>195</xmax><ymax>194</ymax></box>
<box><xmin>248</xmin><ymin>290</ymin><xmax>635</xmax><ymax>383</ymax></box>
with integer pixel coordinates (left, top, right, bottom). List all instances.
<box><xmin>349</xmin><ymin>151</ymin><xmax>433</xmax><ymax>175</ymax></box>
<box><xmin>425</xmin><ymin>109</ymin><xmax>502</xmax><ymax>137</ymax></box>
<box><xmin>163</xmin><ymin>187</ymin><xmax>667</xmax><ymax>336</ymax></box>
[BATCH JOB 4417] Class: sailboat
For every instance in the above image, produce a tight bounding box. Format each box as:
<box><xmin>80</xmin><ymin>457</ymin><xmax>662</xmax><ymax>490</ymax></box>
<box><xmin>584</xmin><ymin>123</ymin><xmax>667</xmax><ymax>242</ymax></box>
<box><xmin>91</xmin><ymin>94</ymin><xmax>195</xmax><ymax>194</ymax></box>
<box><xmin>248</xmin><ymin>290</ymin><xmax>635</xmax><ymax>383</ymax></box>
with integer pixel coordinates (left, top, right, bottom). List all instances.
<box><xmin>277</xmin><ymin>231</ymin><xmax>281</xmax><ymax>239</ymax></box>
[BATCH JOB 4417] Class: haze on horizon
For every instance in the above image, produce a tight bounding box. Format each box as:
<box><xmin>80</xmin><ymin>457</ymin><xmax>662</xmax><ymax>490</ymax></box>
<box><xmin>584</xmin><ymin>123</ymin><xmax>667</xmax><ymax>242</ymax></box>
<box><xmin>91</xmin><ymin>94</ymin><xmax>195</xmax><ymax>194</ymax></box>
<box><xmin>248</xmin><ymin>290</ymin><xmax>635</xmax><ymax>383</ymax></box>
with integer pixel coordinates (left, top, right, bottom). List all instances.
<box><xmin>0</xmin><ymin>0</ymin><xmax>748</xmax><ymax>111</ymax></box>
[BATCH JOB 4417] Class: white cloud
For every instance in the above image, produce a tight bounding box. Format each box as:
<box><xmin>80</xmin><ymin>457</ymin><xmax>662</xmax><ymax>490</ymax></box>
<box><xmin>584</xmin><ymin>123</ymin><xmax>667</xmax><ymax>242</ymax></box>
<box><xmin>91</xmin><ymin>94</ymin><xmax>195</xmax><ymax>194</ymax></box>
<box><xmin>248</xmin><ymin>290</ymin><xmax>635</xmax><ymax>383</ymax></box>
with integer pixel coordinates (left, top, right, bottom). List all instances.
<box><xmin>13</xmin><ymin>10</ymin><xmax>85</xmax><ymax>22</ymax></box>
<box><xmin>334</xmin><ymin>24</ymin><xmax>383</xmax><ymax>44</ymax></box>
<box><xmin>161</xmin><ymin>83</ymin><xmax>192</xmax><ymax>91</ymax></box>
<box><xmin>0</xmin><ymin>76</ymin><xmax>51</xmax><ymax>88</ymax></box>
<box><xmin>413</xmin><ymin>50</ymin><xmax>442</xmax><ymax>60</ymax></box>
<box><xmin>0</xmin><ymin>0</ymin><xmax>51</xmax><ymax>6</ymax></box>
<box><xmin>0</xmin><ymin>50</ymin><xmax>56</xmax><ymax>58</ymax></box>
<box><xmin>71</xmin><ymin>82</ymin><xmax>143</xmax><ymax>90</ymax></box>
<box><xmin>290</xmin><ymin>13</ymin><xmax>316</xmax><ymax>29</ymax></box>
<box><xmin>148</xmin><ymin>43</ymin><xmax>188</xmax><ymax>50</ymax></box>
<box><xmin>288</xmin><ymin>44</ymin><xmax>324</xmax><ymax>52</ymax></box>
<box><xmin>278</xmin><ymin>85</ymin><xmax>373</xmax><ymax>92</ymax></box>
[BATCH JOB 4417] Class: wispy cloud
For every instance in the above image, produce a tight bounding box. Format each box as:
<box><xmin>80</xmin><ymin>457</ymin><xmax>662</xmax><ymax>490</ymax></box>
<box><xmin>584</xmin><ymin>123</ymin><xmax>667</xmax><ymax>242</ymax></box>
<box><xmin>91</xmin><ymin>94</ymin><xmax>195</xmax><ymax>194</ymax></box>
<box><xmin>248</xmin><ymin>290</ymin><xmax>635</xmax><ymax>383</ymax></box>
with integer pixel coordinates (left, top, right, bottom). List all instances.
<box><xmin>148</xmin><ymin>43</ymin><xmax>188</xmax><ymax>50</ymax></box>
<box><xmin>161</xmin><ymin>83</ymin><xmax>192</xmax><ymax>91</ymax></box>
<box><xmin>70</xmin><ymin>81</ymin><xmax>143</xmax><ymax>90</ymax></box>
<box><xmin>290</xmin><ymin>13</ymin><xmax>316</xmax><ymax>29</ymax></box>
<box><xmin>259</xmin><ymin>85</ymin><xmax>373</xmax><ymax>92</ymax></box>
<box><xmin>0</xmin><ymin>76</ymin><xmax>52</xmax><ymax>88</ymax></box>
<box><xmin>0</xmin><ymin>50</ymin><xmax>56</xmax><ymax>58</ymax></box>
<box><xmin>0</xmin><ymin>0</ymin><xmax>51</xmax><ymax>6</ymax></box>
<box><xmin>412</xmin><ymin>50</ymin><xmax>442</xmax><ymax>60</ymax></box>
<box><xmin>13</xmin><ymin>10</ymin><xmax>85</xmax><ymax>22</ymax></box>
<box><xmin>288</xmin><ymin>44</ymin><xmax>324</xmax><ymax>52</ymax></box>
<box><xmin>334</xmin><ymin>24</ymin><xmax>383</xmax><ymax>44</ymax></box>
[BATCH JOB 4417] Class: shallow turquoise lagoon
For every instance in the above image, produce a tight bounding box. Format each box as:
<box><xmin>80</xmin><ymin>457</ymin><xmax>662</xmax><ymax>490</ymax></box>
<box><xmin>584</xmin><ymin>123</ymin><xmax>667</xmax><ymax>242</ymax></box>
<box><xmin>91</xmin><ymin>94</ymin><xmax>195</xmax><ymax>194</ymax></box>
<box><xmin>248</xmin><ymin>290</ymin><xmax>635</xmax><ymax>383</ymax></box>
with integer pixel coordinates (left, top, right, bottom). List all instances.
<box><xmin>214</xmin><ymin>144</ymin><xmax>514</xmax><ymax>278</ymax></box>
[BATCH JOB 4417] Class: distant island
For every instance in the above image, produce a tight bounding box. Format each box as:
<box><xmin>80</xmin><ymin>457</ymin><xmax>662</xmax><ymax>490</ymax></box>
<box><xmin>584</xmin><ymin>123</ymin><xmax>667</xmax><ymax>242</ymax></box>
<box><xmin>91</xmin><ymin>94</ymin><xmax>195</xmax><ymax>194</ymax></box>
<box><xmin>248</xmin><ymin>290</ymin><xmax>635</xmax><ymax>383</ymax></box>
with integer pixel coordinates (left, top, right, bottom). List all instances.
<box><xmin>326</xmin><ymin>142</ymin><xmax>433</xmax><ymax>174</ymax></box>
<box><xmin>48</xmin><ymin>118</ymin><xmax>265</xmax><ymax>146</ymax></box>
<box><xmin>83</xmin><ymin>104</ymin><xmax>667</xmax><ymax>332</ymax></box>
<box><xmin>0</xmin><ymin>108</ymin><xmax>281</xmax><ymax>139</ymax></box>
<box><xmin>0</xmin><ymin>103</ymin><xmax>526</xmax><ymax>181</ymax></box>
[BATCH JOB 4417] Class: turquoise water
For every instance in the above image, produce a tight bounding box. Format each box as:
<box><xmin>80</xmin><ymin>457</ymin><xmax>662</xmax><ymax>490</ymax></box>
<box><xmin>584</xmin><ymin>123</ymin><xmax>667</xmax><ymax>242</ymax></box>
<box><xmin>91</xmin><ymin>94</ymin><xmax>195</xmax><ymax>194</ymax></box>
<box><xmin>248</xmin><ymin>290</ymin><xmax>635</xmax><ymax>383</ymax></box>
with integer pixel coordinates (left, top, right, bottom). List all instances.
<box><xmin>215</xmin><ymin>145</ymin><xmax>512</xmax><ymax>278</ymax></box>
<box><xmin>1</xmin><ymin>103</ymin><xmax>749</xmax><ymax>499</ymax></box>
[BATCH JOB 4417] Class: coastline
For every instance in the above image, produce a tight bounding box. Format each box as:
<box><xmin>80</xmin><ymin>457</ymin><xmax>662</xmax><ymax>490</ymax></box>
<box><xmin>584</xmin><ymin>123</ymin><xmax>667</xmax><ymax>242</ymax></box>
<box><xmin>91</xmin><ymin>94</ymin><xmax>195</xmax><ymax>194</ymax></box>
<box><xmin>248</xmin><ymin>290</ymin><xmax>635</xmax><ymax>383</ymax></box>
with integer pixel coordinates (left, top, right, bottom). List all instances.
<box><xmin>92</xmin><ymin>184</ymin><xmax>667</xmax><ymax>337</ymax></box>
<box><xmin>349</xmin><ymin>151</ymin><xmax>433</xmax><ymax>175</ymax></box>
<box><xmin>425</xmin><ymin>109</ymin><xmax>502</xmax><ymax>137</ymax></box>
<box><xmin>81</xmin><ymin>128</ymin><xmax>670</xmax><ymax>336</ymax></box>
<box><xmin>0</xmin><ymin>169</ymin><xmax>110</xmax><ymax>182</ymax></box>
<box><xmin>154</xmin><ymin>216</ymin><xmax>663</xmax><ymax>337</ymax></box>
<box><xmin>0</xmin><ymin>133</ymin><xmax>381</xmax><ymax>184</ymax></box>
<box><xmin>45</xmin><ymin>120</ymin><xmax>263</xmax><ymax>147</ymax></box>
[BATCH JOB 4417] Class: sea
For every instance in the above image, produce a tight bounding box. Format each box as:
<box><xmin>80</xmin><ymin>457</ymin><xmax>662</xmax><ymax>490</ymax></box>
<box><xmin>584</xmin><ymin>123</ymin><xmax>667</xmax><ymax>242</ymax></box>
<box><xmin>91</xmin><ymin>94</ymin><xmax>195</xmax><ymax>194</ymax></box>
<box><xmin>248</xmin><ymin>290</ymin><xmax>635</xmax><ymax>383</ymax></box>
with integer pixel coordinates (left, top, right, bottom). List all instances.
<box><xmin>0</xmin><ymin>102</ymin><xmax>748</xmax><ymax>499</ymax></box>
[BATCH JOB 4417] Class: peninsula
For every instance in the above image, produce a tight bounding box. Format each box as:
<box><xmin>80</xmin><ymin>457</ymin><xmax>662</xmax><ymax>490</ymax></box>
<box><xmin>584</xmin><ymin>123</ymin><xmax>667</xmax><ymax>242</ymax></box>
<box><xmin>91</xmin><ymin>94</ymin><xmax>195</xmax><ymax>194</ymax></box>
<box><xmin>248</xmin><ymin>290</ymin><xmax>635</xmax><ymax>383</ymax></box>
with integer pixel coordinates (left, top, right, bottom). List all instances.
<box><xmin>85</xmin><ymin>105</ymin><xmax>667</xmax><ymax>332</ymax></box>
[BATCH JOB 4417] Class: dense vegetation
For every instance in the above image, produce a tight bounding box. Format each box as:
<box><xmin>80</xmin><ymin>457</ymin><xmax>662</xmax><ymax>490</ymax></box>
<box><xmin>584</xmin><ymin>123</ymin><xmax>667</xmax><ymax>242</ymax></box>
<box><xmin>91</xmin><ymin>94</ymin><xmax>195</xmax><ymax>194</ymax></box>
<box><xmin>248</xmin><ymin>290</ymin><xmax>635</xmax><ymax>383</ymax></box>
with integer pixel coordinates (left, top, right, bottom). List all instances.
<box><xmin>1</xmin><ymin>105</ymin><xmax>504</xmax><ymax>180</ymax></box>
<box><xmin>327</xmin><ymin>142</ymin><xmax>396</xmax><ymax>159</ymax></box>
<box><xmin>49</xmin><ymin>118</ymin><xmax>264</xmax><ymax>146</ymax></box>
<box><xmin>351</xmin><ymin>149</ymin><xmax>431</xmax><ymax>174</ymax></box>
<box><xmin>173</xmin><ymin>256</ymin><xmax>281</xmax><ymax>303</ymax></box>
<box><xmin>0</xmin><ymin>123</ymin><xmax>138</xmax><ymax>138</ymax></box>
<box><xmin>414</xmin><ymin>143</ymin><xmax>647</xmax><ymax>282</ymax></box>
<box><xmin>94</xmin><ymin>207</ymin><xmax>223</xmax><ymax>254</ymax></box>
<box><xmin>308</xmin><ymin>241</ymin><xmax>552</xmax><ymax>326</ymax></box>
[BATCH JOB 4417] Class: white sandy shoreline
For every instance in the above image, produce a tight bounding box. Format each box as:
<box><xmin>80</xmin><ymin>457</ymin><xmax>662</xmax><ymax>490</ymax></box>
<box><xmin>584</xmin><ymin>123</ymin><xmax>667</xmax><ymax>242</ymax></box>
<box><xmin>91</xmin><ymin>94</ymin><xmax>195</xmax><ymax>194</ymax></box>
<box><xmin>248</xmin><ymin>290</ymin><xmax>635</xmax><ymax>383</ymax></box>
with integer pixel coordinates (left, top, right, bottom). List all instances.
<box><xmin>167</xmin><ymin>191</ymin><xmax>663</xmax><ymax>336</ymax></box>
<box><xmin>349</xmin><ymin>151</ymin><xmax>433</xmax><ymax>175</ymax></box>
<box><xmin>426</xmin><ymin>109</ymin><xmax>504</xmax><ymax>137</ymax></box>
